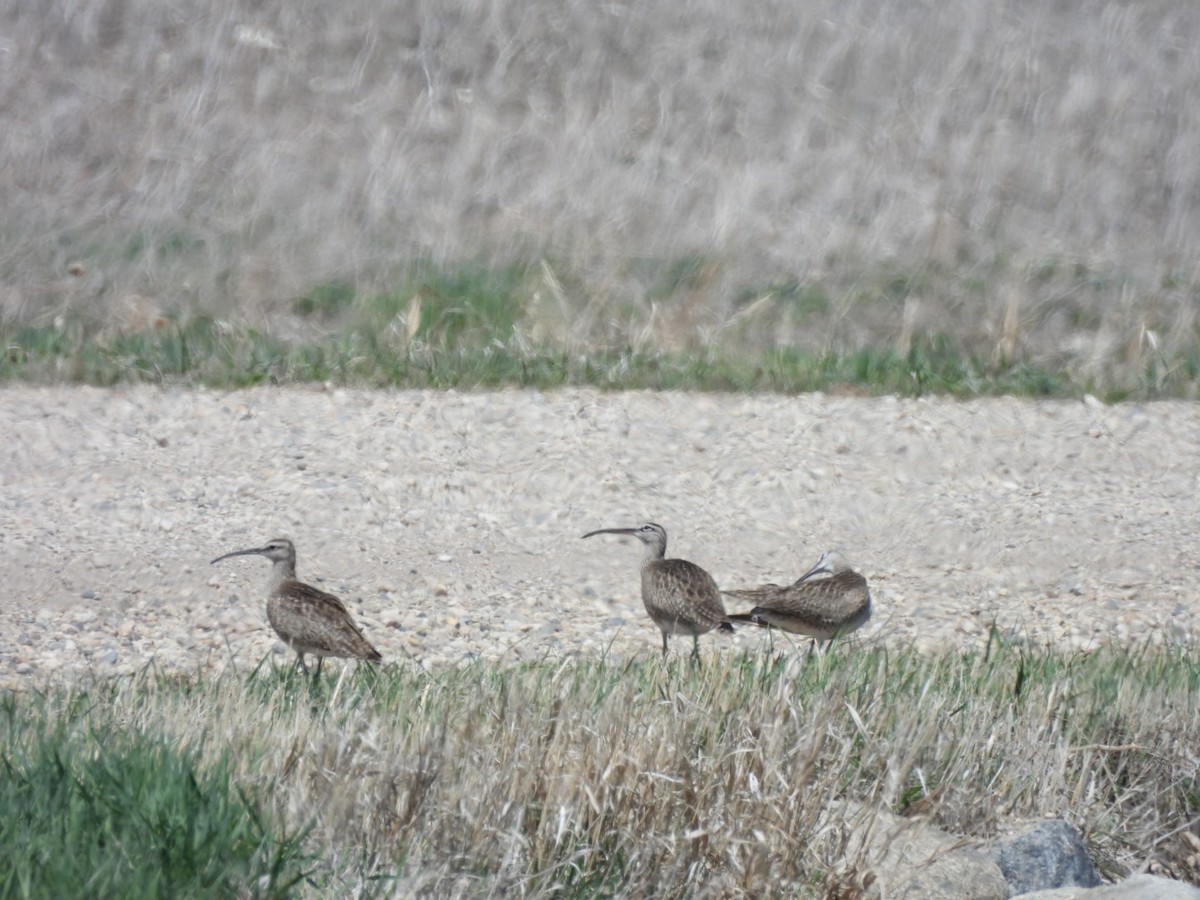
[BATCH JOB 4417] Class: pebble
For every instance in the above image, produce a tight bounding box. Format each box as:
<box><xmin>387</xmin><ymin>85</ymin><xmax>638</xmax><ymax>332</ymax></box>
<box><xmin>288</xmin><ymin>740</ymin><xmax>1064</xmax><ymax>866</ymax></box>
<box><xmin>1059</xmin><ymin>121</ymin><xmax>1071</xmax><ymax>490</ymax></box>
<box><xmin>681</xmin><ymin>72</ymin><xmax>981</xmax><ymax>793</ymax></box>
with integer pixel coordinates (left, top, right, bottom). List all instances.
<box><xmin>2</xmin><ymin>386</ymin><xmax>1199</xmax><ymax>692</ymax></box>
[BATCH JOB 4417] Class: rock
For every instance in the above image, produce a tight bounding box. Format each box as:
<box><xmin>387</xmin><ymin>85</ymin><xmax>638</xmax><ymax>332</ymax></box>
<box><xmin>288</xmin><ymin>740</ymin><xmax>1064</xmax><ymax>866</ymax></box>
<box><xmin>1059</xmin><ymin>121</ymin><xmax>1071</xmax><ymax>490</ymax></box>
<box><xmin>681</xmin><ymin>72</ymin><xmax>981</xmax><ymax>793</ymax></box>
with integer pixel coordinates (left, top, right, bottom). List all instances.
<box><xmin>1017</xmin><ymin>874</ymin><xmax>1200</xmax><ymax>899</ymax></box>
<box><xmin>986</xmin><ymin>819</ymin><xmax>1100</xmax><ymax>894</ymax></box>
<box><xmin>891</xmin><ymin>847</ymin><xmax>1009</xmax><ymax>900</ymax></box>
<box><xmin>836</xmin><ymin>801</ymin><xmax>1009</xmax><ymax>899</ymax></box>
<box><xmin>97</xmin><ymin>649</ymin><xmax>118</xmax><ymax>665</ymax></box>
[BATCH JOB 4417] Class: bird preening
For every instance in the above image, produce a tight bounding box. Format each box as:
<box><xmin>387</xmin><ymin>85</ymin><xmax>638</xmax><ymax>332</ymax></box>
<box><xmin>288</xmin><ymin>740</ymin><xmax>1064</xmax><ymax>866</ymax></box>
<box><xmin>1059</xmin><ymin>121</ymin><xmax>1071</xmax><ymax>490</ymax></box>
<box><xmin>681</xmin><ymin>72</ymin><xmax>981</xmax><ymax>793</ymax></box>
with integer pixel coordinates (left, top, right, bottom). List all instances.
<box><xmin>582</xmin><ymin>522</ymin><xmax>734</xmax><ymax>658</ymax></box>
<box><xmin>725</xmin><ymin>550</ymin><xmax>871</xmax><ymax>648</ymax></box>
<box><xmin>210</xmin><ymin>537</ymin><xmax>382</xmax><ymax>675</ymax></box>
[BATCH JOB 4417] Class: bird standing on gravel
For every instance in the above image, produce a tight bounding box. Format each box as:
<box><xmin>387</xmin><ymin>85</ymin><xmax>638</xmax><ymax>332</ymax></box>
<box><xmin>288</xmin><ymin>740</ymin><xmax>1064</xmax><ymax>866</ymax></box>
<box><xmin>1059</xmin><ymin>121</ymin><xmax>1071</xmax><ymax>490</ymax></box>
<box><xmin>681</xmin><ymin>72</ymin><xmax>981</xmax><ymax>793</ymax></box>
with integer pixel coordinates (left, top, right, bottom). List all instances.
<box><xmin>725</xmin><ymin>550</ymin><xmax>870</xmax><ymax>648</ymax></box>
<box><xmin>582</xmin><ymin>522</ymin><xmax>733</xmax><ymax>658</ymax></box>
<box><xmin>211</xmin><ymin>537</ymin><xmax>381</xmax><ymax>674</ymax></box>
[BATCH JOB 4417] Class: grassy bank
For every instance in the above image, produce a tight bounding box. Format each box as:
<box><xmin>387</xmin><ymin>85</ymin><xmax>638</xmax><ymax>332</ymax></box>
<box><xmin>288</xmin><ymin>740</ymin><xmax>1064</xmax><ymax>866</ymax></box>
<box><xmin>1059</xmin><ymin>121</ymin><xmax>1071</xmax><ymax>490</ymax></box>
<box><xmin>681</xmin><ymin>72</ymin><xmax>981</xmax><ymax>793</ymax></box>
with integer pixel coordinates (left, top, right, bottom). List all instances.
<box><xmin>3</xmin><ymin>642</ymin><xmax>1198</xmax><ymax>896</ymax></box>
<box><xmin>5</xmin><ymin>1</ymin><xmax>1200</xmax><ymax>399</ymax></box>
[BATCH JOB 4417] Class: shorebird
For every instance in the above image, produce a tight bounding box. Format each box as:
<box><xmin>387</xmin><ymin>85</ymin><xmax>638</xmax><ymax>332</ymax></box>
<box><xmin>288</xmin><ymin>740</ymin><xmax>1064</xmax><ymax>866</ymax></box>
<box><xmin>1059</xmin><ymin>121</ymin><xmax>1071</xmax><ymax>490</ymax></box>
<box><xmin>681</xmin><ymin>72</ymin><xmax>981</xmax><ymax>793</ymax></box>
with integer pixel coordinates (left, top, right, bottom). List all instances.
<box><xmin>210</xmin><ymin>537</ymin><xmax>382</xmax><ymax>674</ymax></box>
<box><xmin>725</xmin><ymin>550</ymin><xmax>870</xmax><ymax>647</ymax></box>
<box><xmin>582</xmin><ymin>522</ymin><xmax>733</xmax><ymax>657</ymax></box>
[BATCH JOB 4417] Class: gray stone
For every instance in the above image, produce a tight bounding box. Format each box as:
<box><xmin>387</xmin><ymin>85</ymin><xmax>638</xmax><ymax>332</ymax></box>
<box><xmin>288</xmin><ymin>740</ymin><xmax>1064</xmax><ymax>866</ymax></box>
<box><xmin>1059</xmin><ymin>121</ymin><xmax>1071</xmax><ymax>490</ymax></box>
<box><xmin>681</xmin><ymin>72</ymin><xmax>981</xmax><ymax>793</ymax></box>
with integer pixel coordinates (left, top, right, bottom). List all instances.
<box><xmin>987</xmin><ymin>819</ymin><xmax>1101</xmax><ymax>894</ymax></box>
<box><xmin>1017</xmin><ymin>874</ymin><xmax>1200</xmax><ymax>899</ymax></box>
<box><xmin>835</xmin><ymin>801</ymin><xmax>1009</xmax><ymax>900</ymax></box>
<box><xmin>892</xmin><ymin>846</ymin><xmax>1010</xmax><ymax>900</ymax></box>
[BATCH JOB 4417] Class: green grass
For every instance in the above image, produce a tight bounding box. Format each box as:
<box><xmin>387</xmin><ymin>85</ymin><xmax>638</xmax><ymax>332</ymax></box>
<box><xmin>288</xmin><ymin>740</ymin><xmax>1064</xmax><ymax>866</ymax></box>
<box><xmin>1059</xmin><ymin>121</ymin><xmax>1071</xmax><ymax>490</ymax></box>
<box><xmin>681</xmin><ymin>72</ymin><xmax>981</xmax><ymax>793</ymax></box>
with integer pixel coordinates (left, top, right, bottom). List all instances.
<box><xmin>3</xmin><ymin>642</ymin><xmax>1199</xmax><ymax>896</ymax></box>
<box><xmin>0</xmin><ymin>316</ymin><xmax>1077</xmax><ymax>395</ymax></box>
<box><xmin>0</xmin><ymin>698</ymin><xmax>311</xmax><ymax>898</ymax></box>
<box><xmin>4</xmin><ymin>259</ymin><xmax>1200</xmax><ymax>398</ymax></box>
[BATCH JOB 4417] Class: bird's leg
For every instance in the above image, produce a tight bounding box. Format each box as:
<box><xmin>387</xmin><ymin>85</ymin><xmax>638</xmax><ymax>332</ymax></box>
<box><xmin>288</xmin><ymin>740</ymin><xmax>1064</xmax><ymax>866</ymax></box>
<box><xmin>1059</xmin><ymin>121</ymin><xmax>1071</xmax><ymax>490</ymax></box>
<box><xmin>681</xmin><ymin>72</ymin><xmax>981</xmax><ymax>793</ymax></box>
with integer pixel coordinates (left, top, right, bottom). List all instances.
<box><xmin>294</xmin><ymin>652</ymin><xmax>308</xmax><ymax>673</ymax></box>
<box><xmin>690</xmin><ymin>633</ymin><xmax>701</xmax><ymax>663</ymax></box>
<box><xmin>314</xmin><ymin>656</ymin><xmax>324</xmax><ymax>678</ymax></box>
<box><xmin>661</xmin><ymin>631</ymin><xmax>669</xmax><ymax>658</ymax></box>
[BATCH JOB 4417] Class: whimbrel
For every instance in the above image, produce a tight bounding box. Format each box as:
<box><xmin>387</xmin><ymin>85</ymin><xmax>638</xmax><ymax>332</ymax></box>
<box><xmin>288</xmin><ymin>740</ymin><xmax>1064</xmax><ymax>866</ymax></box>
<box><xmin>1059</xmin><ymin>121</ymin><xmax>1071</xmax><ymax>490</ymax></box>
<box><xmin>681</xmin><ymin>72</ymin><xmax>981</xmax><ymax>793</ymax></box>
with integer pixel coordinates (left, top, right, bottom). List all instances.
<box><xmin>582</xmin><ymin>522</ymin><xmax>733</xmax><ymax>657</ymax></box>
<box><xmin>725</xmin><ymin>550</ymin><xmax>870</xmax><ymax>647</ymax></box>
<box><xmin>210</xmin><ymin>537</ymin><xmax>382</xmax><ymax>674</ymax></box>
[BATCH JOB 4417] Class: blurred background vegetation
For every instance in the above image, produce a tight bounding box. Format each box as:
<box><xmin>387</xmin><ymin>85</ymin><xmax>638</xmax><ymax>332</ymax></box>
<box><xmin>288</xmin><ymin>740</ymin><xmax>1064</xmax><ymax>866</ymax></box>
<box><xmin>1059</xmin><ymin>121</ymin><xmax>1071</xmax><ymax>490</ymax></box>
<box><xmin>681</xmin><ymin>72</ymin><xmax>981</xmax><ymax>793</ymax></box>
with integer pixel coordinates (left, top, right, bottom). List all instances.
<box><xmin>3</xmin><ymin>0</ymin><xmax>1200</xmax><ymax>397</ymax></box>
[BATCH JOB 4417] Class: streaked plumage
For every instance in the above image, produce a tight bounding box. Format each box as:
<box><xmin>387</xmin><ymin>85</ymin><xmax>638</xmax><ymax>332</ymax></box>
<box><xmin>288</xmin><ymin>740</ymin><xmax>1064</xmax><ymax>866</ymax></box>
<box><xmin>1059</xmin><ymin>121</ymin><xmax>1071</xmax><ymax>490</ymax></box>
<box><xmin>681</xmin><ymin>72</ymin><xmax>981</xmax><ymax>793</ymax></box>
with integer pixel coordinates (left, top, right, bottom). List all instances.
<box><xmin>211</xmin><ymin>537</ymin><xmax>381</xmax><ymax>673</ymax></box>
<box><xmin>725</xmin><ymin>550</ymin><xmax>870</xmax><ymax>644</ymax></box>
<box><xmin>582</xmin><ymin>522</ymin><xmax>733</xmax><ymax>657</ymax></box>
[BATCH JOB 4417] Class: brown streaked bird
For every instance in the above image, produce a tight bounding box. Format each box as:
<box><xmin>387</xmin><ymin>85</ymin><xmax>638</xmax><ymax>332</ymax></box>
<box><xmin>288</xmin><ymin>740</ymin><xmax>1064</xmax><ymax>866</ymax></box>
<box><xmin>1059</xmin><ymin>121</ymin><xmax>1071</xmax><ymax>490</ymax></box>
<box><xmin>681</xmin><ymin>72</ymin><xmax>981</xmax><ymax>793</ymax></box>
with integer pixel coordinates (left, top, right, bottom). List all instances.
<box><xmin>582</xmin><ymin>522</ymin><xmax>733</xmax><ymax>657</ymax></box>
<box><xmin>725</xmin><ymin>550</ymin><xmax>870</xmax><ymax>647</ymax></box>
<box><xmin>210</xmin><ymin>537</ymin><xmax>382</xmax><ymax>674</ymax></box>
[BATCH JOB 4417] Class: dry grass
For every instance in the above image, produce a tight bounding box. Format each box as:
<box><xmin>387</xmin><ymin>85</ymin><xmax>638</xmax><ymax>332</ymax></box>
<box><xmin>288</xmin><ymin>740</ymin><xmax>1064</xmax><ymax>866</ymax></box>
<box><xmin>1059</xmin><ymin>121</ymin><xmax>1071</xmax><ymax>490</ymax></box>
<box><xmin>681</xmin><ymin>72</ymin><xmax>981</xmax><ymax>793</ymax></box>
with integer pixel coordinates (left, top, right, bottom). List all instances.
<box><xmin>10</xmin><ymin>642</ymin><xmax>1200</xmax><ymax>896</ymax></box>
<box><xmin>3</xmin><ymin>0</ymin><xmax>1200</xmax><ymax>385</ymax></box>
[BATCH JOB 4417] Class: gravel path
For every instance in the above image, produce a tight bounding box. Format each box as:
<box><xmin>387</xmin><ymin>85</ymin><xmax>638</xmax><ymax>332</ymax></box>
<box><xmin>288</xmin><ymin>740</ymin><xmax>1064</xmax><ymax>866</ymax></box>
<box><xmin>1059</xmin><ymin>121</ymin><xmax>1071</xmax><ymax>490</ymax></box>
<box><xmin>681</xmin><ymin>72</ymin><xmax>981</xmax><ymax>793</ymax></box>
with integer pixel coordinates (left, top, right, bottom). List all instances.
<box><xmin>2</xmin><ymin>386</ymin><xmax>1198</xmax><ymax>690</ymax></box>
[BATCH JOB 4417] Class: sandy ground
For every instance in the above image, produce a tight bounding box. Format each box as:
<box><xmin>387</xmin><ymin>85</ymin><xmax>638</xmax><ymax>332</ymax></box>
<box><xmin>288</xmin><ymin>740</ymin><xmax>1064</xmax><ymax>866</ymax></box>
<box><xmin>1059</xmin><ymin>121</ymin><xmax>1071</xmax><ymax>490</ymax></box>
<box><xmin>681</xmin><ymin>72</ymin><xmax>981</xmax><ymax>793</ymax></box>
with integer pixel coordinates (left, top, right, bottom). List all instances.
<box><xmin>2</xmin><ymin>386</ymin><xmax>1198</xmax><ymax>689</ymax></box>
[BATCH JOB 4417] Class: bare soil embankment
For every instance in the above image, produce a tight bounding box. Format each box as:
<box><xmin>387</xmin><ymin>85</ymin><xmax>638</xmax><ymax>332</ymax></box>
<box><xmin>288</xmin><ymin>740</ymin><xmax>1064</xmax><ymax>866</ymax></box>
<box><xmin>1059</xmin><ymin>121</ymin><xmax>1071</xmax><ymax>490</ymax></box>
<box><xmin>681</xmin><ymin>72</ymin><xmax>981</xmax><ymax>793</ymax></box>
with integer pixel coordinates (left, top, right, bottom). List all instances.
<box><xmin>1</xmin><ymin>387</ymin><xmax>1197</xmax><ymax>689</ymax></box>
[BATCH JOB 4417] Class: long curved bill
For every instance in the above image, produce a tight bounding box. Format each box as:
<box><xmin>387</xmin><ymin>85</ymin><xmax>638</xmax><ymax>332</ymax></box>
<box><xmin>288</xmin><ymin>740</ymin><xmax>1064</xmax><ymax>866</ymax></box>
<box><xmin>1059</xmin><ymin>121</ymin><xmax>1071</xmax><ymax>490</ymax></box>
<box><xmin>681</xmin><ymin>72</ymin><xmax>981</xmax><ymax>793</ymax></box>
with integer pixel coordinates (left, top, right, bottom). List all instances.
<box><xmin>581</xmin><ymin>527</ymin><xmax>639</xmax><ymax>540</ymax></box>
<box><xmin>210</xmin><ymin>546</ymin><xmax>268</xmax><ymax>565</ymax></box>
<box><xmin>793</xmin><ymin>559</ymin><xmax>826</xmax><ymax>585</ymax></box>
